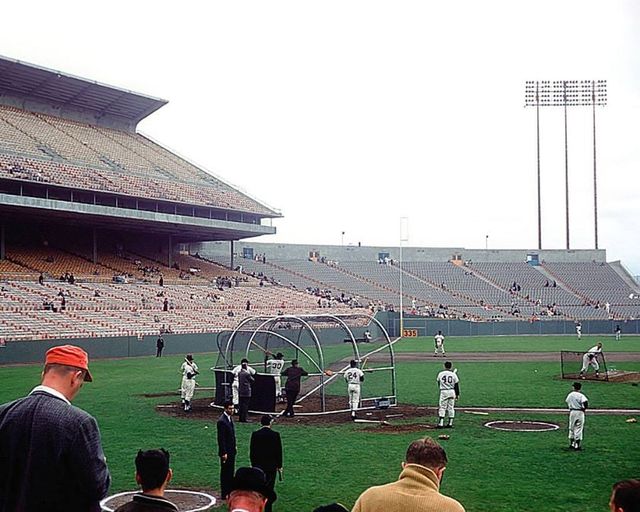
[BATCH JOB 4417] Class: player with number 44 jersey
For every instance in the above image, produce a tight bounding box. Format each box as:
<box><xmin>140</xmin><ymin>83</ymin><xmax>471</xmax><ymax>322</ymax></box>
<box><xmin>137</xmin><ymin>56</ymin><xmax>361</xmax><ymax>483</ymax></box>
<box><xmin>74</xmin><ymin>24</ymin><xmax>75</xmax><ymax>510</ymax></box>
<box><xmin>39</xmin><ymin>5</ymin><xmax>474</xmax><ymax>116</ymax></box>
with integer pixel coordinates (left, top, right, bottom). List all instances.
<box><xmin>344</xmin><ymin>360</ymin><xmax>365</xmax><ymax>420</ymax></box>
<box><xmin>436</xmin><ymin>361</ymin><xmax>459</xmax><ymax>428</ymax></box>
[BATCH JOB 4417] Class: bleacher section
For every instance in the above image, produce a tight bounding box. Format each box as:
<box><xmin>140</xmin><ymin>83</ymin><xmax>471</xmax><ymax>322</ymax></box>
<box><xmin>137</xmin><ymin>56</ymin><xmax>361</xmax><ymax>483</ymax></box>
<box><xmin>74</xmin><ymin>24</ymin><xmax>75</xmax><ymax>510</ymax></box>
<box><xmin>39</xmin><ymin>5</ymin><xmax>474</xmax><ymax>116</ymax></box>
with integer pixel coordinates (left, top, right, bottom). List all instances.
<box><xmin>0</xmin><ymin>105</ymin><xmax>274</xmax><ymax>215</ymax></box>
<box><xmin>2</xmin><ymin>248</ymin><xmax>640</xmax><ymax>341</ymax></box>
<box><xmin>0</xmin><ymin>276</ymin><xmax>346</xmax><ymax>341</ymax></box>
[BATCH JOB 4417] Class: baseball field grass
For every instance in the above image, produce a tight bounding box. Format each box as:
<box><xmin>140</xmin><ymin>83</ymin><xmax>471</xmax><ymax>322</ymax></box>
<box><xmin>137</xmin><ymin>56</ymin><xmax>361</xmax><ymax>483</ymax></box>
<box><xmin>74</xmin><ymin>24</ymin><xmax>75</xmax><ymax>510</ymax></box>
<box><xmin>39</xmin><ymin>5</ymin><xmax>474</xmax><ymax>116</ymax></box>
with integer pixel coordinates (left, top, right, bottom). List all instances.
<box><xmin>1</xmin><ymin>334</ymin><xmax>638</xmax><ymax>511</ymax></box>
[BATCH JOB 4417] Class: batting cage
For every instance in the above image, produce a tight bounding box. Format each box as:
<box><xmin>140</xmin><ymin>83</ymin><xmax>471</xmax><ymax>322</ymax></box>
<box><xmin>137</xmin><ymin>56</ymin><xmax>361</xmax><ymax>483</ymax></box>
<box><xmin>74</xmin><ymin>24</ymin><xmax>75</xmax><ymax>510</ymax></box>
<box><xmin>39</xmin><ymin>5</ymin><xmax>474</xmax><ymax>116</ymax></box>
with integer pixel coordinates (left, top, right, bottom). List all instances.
<box><xmin>211</xmin><ymin>313</ymin><xmax>396</xmax><ymax>415</ymax></box>
<box><xmin>560</xmin><ymin>350</ymin><xmax>609</xmax><ymax>381</ymax></box>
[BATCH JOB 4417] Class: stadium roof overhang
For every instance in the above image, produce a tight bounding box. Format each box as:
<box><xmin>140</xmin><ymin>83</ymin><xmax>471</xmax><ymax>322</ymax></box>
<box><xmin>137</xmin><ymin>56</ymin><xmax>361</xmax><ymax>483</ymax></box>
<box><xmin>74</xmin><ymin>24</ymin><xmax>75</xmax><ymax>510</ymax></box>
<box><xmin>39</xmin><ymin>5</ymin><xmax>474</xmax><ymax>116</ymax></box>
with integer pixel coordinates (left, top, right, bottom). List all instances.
<box><xmin>0</xmin><ymin>194</ymin><xmax>275</xmax><ymax>243</ymax></box>
<box><xmin>0</xmin><ymin>55</ymin><xmax>167</xmax><ymax>131</ymax></box>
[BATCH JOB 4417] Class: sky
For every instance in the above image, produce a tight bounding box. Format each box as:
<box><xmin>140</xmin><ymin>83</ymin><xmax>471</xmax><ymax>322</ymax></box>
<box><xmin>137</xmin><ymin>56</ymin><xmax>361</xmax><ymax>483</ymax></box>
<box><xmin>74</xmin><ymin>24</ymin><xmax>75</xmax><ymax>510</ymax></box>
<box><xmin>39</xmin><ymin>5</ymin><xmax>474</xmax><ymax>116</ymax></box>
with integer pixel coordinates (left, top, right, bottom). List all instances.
<box><xmin>2</xmin><ymin>1</ymin><xmax>639</xmax><ymax>274</ymax></box>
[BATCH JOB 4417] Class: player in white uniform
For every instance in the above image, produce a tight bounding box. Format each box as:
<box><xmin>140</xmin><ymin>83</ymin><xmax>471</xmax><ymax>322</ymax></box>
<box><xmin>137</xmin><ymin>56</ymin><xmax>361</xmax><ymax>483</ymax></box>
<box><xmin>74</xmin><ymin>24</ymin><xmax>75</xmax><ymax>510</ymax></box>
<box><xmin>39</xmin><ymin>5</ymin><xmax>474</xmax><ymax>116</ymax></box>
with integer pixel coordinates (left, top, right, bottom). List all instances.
<box><xmin>580</xmin><ymin>342</ymin><xmax>603</xmax><ymax>379</ymax></box>
<box><xmin>265</xmin><ymin>352</ymin><xmax>285</xmax><ymax>402</ymax></box>
<box><xmin>434</xmin><ymin>331</ymin><xmax>445</xmax><ymax>357</ymax></box>
<box><xmin>575</xmin><ymin>322</ymin><xmax>582</xmax><ymax>340</ymax></box>
<box><xmin>344</xmin><ymin>360</ymin><xmax>365</xmax><ymax>419</ymax></box>
<box><xmin>436</xmin><ymin>361</ymin><xmax>459</xmax><ymax>428</ymax></box>
<box><xmin>232</xmin><ymin>359</ymin><xmax>256</xmax><ymax>409</ymax></box>
<box><xmin>565</xmin><ymin>381</ymin><xmax>588</xmax><ymax>450</ymax></box>
<box><xmin>180</xmin><ymin>354</ymin><xmax>199</xmax><ymax>412</ymax></box>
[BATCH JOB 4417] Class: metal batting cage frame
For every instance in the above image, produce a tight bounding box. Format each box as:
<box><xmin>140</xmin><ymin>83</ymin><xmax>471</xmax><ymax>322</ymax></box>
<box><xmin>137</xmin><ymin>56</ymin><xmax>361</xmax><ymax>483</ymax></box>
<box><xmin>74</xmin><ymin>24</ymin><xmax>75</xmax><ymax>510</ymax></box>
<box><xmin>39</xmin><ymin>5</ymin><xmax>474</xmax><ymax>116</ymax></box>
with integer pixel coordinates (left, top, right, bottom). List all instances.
<box><xmin>560</xmin><ymin>350</ymin><xmax>609</xmax><ymax>381</ymax></box>
<box><xmin>212</xmin><ymin>313</ymin><xmax>396</xmax><ymax>415</ymax></box>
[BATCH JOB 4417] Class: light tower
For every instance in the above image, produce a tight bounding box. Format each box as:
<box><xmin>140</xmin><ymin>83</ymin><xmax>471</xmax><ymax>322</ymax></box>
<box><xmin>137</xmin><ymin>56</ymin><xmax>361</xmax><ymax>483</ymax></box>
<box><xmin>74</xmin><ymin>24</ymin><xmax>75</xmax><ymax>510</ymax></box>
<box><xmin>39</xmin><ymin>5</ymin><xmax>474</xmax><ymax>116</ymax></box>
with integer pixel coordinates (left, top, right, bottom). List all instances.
<box><xmin>524</xmin><ymin>80</ymin><xmax>607</xmax><ymax>249</ymax></box>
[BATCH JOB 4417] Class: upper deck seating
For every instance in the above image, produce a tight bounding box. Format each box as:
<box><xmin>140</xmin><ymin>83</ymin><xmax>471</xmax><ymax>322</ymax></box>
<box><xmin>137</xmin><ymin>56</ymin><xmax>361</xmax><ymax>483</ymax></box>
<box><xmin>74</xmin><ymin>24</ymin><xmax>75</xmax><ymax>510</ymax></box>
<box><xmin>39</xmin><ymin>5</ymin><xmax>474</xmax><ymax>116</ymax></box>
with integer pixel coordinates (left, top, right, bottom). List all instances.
<box><xmin>0</xmin><ymin>105</ymin><xmax>274</xmax><ymax>215</ymax></box>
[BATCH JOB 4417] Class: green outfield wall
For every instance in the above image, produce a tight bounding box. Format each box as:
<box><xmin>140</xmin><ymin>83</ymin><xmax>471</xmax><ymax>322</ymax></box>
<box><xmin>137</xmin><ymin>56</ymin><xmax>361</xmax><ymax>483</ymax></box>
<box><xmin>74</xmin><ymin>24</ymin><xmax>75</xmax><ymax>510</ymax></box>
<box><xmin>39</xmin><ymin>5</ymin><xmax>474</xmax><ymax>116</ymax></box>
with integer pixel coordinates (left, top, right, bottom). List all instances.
<box><xmin>1</xmin><ymin>315</ymin><xmax>638</xmax><ymax>365</ymax></box>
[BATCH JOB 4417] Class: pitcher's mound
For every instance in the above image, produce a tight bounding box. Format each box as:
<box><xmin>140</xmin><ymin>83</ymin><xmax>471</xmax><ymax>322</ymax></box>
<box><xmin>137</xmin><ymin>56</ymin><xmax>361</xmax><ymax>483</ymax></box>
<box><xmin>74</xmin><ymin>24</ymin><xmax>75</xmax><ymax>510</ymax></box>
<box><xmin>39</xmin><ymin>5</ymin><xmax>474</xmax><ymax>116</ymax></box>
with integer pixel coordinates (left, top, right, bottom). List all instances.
<box><xmin>101</xmin><ymin>489</ymin><xmax>217</xmax><ymax>511</ymax></box>
<box><xmin>485</xmin><ymin>420</ymin><xmax>559</xmax><ymax>432</ymax></box>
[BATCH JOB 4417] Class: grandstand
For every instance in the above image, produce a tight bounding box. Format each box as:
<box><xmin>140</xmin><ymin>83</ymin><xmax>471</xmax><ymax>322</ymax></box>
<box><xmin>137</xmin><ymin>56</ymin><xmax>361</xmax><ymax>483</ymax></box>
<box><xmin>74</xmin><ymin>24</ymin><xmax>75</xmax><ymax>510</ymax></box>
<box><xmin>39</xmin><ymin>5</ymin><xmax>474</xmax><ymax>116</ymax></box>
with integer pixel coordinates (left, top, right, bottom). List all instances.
<box><xmin>1</xmin><ymin>55</ymin><xmax>639</xmax><ymax>346</ymax></box>
<box><xmin>197</xmin><ymin>241</ymin><xmax>640</xmax><ymax>324</ymax></box>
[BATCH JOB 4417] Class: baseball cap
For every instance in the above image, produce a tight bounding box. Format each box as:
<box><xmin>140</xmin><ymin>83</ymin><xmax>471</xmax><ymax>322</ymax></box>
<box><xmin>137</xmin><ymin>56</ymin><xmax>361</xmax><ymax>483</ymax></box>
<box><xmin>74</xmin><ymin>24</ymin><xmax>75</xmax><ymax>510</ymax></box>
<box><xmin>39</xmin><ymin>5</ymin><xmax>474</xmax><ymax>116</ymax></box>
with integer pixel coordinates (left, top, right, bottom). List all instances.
<box><xmin>230</xmin><ymin>467</ymin><xmax>275</xmax><ymax>501</ymax></box>
<box><xmin>45</xmin><ymin>345</ymin><xmax>93</xmax><ymax>382</ymax></box>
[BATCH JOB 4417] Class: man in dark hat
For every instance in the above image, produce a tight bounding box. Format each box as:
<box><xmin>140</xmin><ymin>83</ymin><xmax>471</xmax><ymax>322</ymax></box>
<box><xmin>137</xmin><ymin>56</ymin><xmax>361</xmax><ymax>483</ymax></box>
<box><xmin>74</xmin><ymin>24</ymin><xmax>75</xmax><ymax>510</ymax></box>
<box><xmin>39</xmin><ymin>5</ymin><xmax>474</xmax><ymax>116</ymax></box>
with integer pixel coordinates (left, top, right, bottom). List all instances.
<box><xmin>0</xmin><ymin>344</ymin><xmax>110</xmax><ymax>512</ymax></box>
<box><xmin>115</xmin><ymin>449</ymin><xmax>177</xmax><ymax>511</ymax></box>
<box><xmin>250</xmin><ymin>415</ymin><xmax>283</xmax><ymax>512</ymax></box>
<box><xmin>227</xmin><ymin>467</ymin><xmax>274</xmax><ymax>512</ymax></box>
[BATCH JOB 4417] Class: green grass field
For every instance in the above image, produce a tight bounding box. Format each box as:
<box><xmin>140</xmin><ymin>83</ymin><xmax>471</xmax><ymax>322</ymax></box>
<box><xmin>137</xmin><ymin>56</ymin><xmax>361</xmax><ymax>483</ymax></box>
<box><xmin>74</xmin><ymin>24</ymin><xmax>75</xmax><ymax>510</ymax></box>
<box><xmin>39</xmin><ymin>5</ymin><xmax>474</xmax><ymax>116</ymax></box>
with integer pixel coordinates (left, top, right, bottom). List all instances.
<box><xmin>1</xmin><ymin>335</ymin><xmax>638</xmax><ymax>511</ymax></box>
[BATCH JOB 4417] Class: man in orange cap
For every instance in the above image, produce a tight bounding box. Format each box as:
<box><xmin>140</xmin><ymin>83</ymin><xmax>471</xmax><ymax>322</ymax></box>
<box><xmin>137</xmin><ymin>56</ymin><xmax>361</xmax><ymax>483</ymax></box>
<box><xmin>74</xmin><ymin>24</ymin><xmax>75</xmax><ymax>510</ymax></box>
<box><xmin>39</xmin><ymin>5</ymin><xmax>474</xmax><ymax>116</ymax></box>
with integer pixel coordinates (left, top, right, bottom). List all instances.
<box><xmin>0</xmin><ymin>344</ymin><xmax>111</xmax><ymax>512</ymax></box>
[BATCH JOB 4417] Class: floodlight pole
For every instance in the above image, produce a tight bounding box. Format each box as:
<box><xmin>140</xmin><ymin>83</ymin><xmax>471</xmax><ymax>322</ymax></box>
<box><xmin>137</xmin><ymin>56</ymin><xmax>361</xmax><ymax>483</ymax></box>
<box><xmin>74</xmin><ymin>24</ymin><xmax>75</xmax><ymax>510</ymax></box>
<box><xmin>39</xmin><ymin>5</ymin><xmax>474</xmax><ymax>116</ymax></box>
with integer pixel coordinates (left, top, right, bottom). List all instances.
<box><xmin>535</xmin><ymin>83</ymin><xmax>542</xmax><ymax>250</ymax></box>
<box><xmin>399</xmin><ymin>217</ymin><xmax>408</xmax><ymax>338</ymax></box>
<box><xmin>399</xmin><ymin>224</ymin><xmax>404</xmax><ymax>339</ymax></box>
<box><xmin>563</xmin><ymin>81</ymin><xmax>570</xmax><ymax>249</ymax></box>
<box><xmin>592</xmin><ymin>81</ymin><xmax>599</xmax><ymax>249</ymax></box>
<box><xmin>525</xmin><ymin>79</ymin><xmax>606</xmax><ymax>251</ymax></box>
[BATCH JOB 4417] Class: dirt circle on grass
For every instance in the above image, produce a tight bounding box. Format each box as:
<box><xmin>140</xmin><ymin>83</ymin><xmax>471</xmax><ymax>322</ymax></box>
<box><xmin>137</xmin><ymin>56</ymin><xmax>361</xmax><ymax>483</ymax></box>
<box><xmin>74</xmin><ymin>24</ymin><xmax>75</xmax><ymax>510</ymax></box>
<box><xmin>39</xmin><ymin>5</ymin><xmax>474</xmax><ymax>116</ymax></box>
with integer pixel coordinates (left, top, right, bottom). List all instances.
<box><xmin>484</xmin><ymin>420</ymin><xmax>559</xmax><ymax>432</ymax></box>
<box><xmin>101</xmin><ymin>489</ymin><xmax>216</xmax><ymax>512</ymax></box>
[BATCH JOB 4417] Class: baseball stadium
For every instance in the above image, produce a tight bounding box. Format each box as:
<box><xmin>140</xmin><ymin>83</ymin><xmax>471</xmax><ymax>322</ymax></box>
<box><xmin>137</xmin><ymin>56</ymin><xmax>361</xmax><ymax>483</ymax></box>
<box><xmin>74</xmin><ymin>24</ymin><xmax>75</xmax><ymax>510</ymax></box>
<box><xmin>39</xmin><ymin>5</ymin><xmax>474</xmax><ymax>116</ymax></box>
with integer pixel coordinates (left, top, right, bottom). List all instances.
<box><xmin>0</xmin><ymin>56</ymin><xmax>639</xmax><ymax>512</ymax></box>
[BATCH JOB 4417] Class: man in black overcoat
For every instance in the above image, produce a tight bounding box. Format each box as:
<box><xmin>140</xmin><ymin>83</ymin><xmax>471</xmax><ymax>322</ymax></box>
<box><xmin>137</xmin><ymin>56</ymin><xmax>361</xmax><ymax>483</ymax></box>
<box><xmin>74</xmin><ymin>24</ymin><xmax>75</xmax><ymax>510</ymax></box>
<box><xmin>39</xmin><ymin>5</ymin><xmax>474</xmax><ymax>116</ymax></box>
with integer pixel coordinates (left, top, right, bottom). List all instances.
<box><xmin>216</xmin><ymin>401</ymin><xmax>237</xmax><ymax>499</ymax></box>
<box><xmin>250</xmin><ymin>415</ymin><xmax>283</xmax><ymax>512</ymax></box>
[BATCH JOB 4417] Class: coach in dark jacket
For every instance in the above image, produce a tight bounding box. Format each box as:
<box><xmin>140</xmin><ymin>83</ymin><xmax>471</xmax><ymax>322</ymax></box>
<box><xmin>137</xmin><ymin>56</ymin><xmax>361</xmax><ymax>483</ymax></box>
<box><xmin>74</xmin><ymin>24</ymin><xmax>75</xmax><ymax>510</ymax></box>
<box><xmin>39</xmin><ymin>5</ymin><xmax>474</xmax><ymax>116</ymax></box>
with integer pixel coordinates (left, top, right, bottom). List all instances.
<box><xmin>282</xmin><ymin>359</ymin><xmax>309</xmax><ymax>417</ymax></box>
<box><xmin>0</xmin><ymin>345</ymin><xmax>110</xmax><ymax>512</ymax></box>
<box><xmin>237</xmin><ymin>367</ymin><xmax>255</xmax><ymax>423</ymax></box>
<box><xmin>250</xmin><ymin>415</ymin><xmax>283</xmax><ymax>512</ymax></box>
<box><xmin>216</xmin><ymin>401</ymin><xmax>237</xmax><ymax>500</ymax></box>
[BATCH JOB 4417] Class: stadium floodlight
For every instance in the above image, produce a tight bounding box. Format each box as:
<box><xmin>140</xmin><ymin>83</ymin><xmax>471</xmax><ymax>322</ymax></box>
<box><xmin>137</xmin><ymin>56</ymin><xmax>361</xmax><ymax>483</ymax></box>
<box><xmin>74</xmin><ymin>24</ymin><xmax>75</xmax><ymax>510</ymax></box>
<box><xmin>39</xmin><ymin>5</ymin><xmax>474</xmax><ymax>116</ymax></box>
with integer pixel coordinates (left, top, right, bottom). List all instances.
<box><xmin>524</xmin><ymin>80</ymin><xmax>607</xmax><ymax>250</ymax></box>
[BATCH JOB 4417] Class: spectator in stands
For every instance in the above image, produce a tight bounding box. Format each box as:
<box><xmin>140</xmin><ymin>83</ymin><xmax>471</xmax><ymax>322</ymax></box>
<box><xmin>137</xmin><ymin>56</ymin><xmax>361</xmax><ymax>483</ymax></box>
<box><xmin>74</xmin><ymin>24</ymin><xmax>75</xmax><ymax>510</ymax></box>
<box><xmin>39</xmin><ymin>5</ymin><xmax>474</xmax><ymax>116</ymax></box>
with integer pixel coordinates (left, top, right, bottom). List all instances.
<box><xmin>246</xmin><ymin>300</ymin><xmax>251</xmax><ymax>311</ymax></box>
<box><xmin>114</xmin><ymin>449</ymin><xmax>176</xmax><ymax>512</ymax></box>
<box><xmin>609</xmin><ymin>479</ymin><xmax>640</xmax><ymax>512</ymax></box>
<box><xmin>0</xmin><ymin>345</ymin><xmax>111</xmax><ymax>511</ymax></box>
<box><xmin>38</xmin><ymin>273</ymin><xmax>44</xmax><ymax>285</ymax></box>
<box><xmin>352</xmin><ymin>437</ymin><xmax>465</xmax><ymax>512</ymax></box>
<box><xmin>159</xmin><ymin>276</ymin><xmax>164</xmax><ymax>287</ymax></box>
<box><xmin>163</xmin><ymin>298</ymin><xmax>169</xmax><ymax>312</ymax></box>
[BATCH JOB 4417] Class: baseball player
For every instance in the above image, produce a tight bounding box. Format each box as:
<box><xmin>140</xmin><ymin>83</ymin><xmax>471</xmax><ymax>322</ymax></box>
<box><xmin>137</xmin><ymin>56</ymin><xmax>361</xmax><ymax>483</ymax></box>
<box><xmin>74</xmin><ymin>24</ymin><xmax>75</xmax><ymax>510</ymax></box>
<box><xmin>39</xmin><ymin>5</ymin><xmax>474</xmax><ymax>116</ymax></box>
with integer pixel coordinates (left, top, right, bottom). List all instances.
<box><xmin>580</xmin><ymin>342</ymin><xmax>603</xmax><ymax>379</ymax></box>
<box><xmin>434</xmin><ymin>331</ymin><xmax>445</xmax><ymax>357</ymax></box>
<box><xmin>565</xmin><ymin>381</ymin><xmax>588</xmax><ymax>450</ymax></box>
<box><xmin>232</xmin><ymin>359</ymin><xmax>256</xmax><ymax>409</ymax></box>
<box><xmin>436</xmin><ymin>361</ymin><xmax>459</xmax><ymax>428</ymax></box>
<box><xmin>575</xmin><ymin>322</ymin><xmax>582</xmax><ymax>340</ymax></box>
<box><xmin>344</xmin><ymin>360</ymin><xmax>365</xmax><ymax>420</ymax></box>
<box><xmin>615</xmin><ymin>325</ymin><xmax>622</xmax><ymax>341</ymax></box>
<box><xmin>180</xmin><ymin>354</ymin><xmax>199</xmax><ymax>412</ymax></box>
<box><xmin>265</xmin><ymin>352</ymin><xmax>285</xmax><ymax>402</ymax></box>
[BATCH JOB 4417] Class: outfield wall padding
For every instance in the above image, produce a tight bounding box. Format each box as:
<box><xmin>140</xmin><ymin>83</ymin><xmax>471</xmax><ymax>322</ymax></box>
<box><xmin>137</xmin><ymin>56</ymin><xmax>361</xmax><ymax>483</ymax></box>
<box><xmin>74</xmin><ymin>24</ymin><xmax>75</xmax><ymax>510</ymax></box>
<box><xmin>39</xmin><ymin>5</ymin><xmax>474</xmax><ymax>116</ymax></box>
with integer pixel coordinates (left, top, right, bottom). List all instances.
<box><xmin>388</xmin><ymin>315</ymin><xmax>640</xmax><ymax>338</ymax></box>
<box><xmin>2</xmin><ymin>314</ymin><xmax>638</xmax><ymax>366</ymax></box>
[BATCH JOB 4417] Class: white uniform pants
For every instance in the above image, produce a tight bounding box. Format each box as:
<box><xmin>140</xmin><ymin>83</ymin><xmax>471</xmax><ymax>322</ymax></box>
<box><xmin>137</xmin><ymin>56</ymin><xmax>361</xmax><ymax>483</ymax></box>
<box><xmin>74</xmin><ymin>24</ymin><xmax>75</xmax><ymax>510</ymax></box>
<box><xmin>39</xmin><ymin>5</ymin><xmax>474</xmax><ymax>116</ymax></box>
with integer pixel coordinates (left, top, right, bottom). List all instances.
<box><xmin>439</xmin><ymin>389</ymin><xmax>456</xmax><ymax>418</ymax></box>
<box><xmin>568</xmin><ymin>410</ymin><xmax>585</xmax><ymax>441</ymax></box>
<box><xmin>232</xmin><ymin>381</ymin><xmax>239</xmax><ymax>405</ymax></box>
<box><xmin>435</xmin><ymin>342</ymin><xmax>445</xmax><ymax>355</ymax></box>
<box><xmin>581</xmin><ymin>355</ymin><xmax>599</xmax><ymax>373</ymax></box>
<box><xmin>348</xmin><ymin>383</ymin><xmax>361</xmax><ymax>412</ymax></box>
<box><xmin>181</xmin><ymin>377</ymin><xmax>196</xmax><ymax>402</ymax></box>
<box><xmin>274</xmin><ymin>376</ymin><xmax>282</xmax><ymax>398</ymax></box>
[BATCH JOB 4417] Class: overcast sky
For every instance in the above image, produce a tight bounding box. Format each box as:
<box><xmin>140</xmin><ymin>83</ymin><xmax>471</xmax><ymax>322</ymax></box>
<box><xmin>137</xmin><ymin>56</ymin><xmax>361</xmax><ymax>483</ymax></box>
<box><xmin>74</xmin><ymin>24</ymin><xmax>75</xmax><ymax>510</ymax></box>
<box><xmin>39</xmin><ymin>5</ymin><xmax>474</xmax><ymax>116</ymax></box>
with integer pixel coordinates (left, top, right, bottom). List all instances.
<box><xmin>2</xmin><ymin>1</ymin><xmax>639</xmax><ymax>274</ymax></box>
